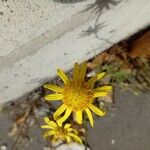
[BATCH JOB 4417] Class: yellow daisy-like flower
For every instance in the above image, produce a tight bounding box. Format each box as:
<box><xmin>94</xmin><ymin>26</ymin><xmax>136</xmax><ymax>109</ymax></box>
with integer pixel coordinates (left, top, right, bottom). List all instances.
<box><xmin>44</xmin><ymin>62</ymin><xmax>112</xmax><ymax>127</ymax></box>
<box><xmin>41</xmin><ymin>117</ymin><xmax>82</xmax><ymax>144</ymax></box>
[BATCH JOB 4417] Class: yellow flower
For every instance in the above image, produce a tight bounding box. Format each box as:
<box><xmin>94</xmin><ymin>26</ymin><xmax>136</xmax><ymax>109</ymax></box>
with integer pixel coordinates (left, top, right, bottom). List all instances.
<box><xmin>41</xmin><ymin>117</ymin><xmax>82</xmax><ymax>144</ymax></box>
<box><xmin>44</xmin><ymin>62</ymin><xmax>112</xmax><ymax>127</ymax></box>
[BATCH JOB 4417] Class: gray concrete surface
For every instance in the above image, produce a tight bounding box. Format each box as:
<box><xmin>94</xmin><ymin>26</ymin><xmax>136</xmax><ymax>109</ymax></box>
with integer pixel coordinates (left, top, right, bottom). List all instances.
<box><xmin>0</xmin><ymin>90</ymin><xmax>150</xmax><ymax>150</ymax></box>
<box><xmin>0</xmin><ymin>0</ymin><xmax>150</xmax><ymax>103</ymax></box>
<box><xmin>87</xmin><ymin>90</ymin><xmax>150</xmax><ymax>150</ymax></box>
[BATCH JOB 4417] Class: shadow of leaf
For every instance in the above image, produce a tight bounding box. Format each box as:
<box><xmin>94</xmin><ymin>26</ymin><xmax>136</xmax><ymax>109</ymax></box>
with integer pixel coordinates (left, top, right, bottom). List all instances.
<box><xmin>83</xmin><ymin>0</ymin><xmax>121</xmax><ymax>14</ymax></box>
<box><xmin>79</xmin><ymin>0</ymin><xmax>121</xmax><ymax>43</ymax></box>
<box><xmin>80</xmin><ymin>22</ymin><xmax>106</xmax><ymax>37</ymax></box>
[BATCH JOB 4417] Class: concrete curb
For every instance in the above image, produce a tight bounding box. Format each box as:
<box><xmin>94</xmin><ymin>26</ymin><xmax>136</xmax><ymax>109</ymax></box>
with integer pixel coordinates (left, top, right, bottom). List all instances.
<box><xmin>0</xmin><ymin>0</ymin><xmax>150</xmax><ymax>103</ymax></box>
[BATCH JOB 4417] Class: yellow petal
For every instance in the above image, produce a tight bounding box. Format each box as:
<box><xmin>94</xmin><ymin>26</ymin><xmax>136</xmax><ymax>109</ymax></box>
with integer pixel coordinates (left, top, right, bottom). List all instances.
<box><xmin>45</xmin><ymin>94</ymin><xmax>63</xmax><ymax>101</ymax></box>
<box><xmin>43</xmin><ymin>84</ymin><xmax>63</xmax><ymax>93</ymax></box>
<box><xmin>67</xmin><ymin>128</ymin><xmax>78</xmax><ymax>134</ymax></box>
<box><xmin>41</xmin><ymin>125</ymin><xmax>53</xmax><ymax>129</ymax></box>
<box><xmin>57</xmin><ymin>69</ymin><xmax>70</xmax><ymax>84</ymax></box>
<box><xmin>57</xmin><ymin>108</ymin><xmax>72</xmax><ymax>125</ymax></box>
<box><xmin>97</xmin><ymin>72</ymin><xmax>105</xmax><ymax>79</ymax></box>
<box><xmin>85</xmin><ymin>108</ymin><xmax>94</xmax><ymax>127</ymax></box>
<box><xmin>64</xmin><ymin>123</ymin><xmax>71</xmax><ymax>129</ymax></box>
<box><xmin>66</xmin><ymin>136</ymin><xmax>72</xmax><ymax>144</ymax></box>
<box><xmin>89</xmin><ymin>104</ymin><xmax>105</xmax><ymax>117</ymax></box>
<box><xmin>57</xmin><ymin>121</ymin><xmax>62</xmax><ymax>127</ymax></box>
<box><xmin>52</xmin><ymin>137</ymin><xmax>57</xmax><ymax>143</ymax></box>
<box><xmin>43</xmin><ymin>130</ymin><xmax>55</xmax><ymax>138</ymax></box>
<box><xmin>73</xmin><ymin>63</ymin><xmax>80</xmax><ymax>81</ymax></box>
<box><xmin>88</xmin><ymin>72</ymin><xmax>105</xmax><ymax>87</ymax></box>
<box><xmin>68</xmin><ymin>133</ymin><xmax>82</xmax><ymax>144</ymax></box>
<box><xmin>94</xmin><ymin>85</ymin><xmax>112</xmax><ymax>92</ymax></box>
<box><xmin>44</xmin><ymin>117</ymin><xmax>57</xmax><ymax>128</ymax></box>
<box><xmin>79</xmin><ymin>62</ymin><xmax>86</xmax><ymax>81</ymax></box>
<box><xmin>54</xmin><ymin>104</ymin><xmax>67</xmax><ymax>119</ymax></box>
<box><xmin>93</xmin><ymin>91</ymin><xmax>108</xmax><ymax>98</ymax></box>
<box><xmin>76</xmin><ymin>111</ymin><xmax>82</xmax><ymax>124</ymax></box>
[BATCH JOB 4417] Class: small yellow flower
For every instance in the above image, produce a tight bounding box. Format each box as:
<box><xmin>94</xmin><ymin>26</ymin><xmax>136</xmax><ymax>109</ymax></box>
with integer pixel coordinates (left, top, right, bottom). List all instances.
<box><xmin>41</xmin><ymin>117</ymin><xmax>82</xmax><ymax>144</ymax></box>
<box><xmin>44</xmin><ymin>62</ymin><xmax>112</xmax><ymax>127</ymax></box>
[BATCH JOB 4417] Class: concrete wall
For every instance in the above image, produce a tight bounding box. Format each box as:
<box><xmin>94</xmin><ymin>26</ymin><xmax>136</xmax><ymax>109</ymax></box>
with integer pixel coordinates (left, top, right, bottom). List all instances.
<box><xmin>0</xmin><ymin>0</ymin><xmax>150</xmax><ymax>103</ymax></box>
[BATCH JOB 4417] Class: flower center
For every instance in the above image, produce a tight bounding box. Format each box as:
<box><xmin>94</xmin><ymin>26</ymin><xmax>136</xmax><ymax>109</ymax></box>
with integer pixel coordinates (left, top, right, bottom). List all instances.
<box><xmin>63</xmin><ymin>81</ymin><xmax>94</xmax><ymax>111</ymax></box>
<box><xmin>55</xmin><ymin>128</ymin><xmax>68</xmax><ymax>140</ymax></box>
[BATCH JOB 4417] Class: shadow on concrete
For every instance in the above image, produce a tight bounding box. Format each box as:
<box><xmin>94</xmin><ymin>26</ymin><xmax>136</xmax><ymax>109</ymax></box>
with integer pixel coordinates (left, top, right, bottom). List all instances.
<box><xmin>52</xmin><ymin>0</ymin><xmax>121</xmax><ymax>41</ymax></box>
<box><xmin>52</xmin><ymin>0</ymin><xmax>121</xmax><ymax>43</ymax></box>
<box><xmin>83</xmin><ymin>0</ymin><xmax>121</xmax><ymax>14</ymax></box>
<box><xmin>79</xmin><ymin>22</ymin><xmax>106</xmax><ymax>37</ymax></box>
<box><xmin>79</xmin><ymin>0</ymin><xmax>121</xmax><ymax>43</ymax></box>
<box><xmin>52</xmin><ymin>0</ymin><xmax>87</xmax><ymax>3</ymax></box>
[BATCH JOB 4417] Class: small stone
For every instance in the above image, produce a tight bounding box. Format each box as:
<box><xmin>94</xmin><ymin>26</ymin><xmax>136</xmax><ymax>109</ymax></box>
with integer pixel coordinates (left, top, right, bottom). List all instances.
<box><xmin>56</xmin><ymin>143</ymin><xmax>91</xmax><ymax>150</ymax></box>
<box><xmin>87</xmin><ymin>70</ymin><xmax>96</xmax><ymax>77</ymax></box>
<box><xmin>0</xmin><ymin>144</ymin><xmax>8</xmax><ymax>150</ymax></box>
<box><xmin>99</xmin><ymin>101</ymin><xmax>105</xmax><ymax>107</ymax></box>
<box><xmin>111</xmin><ymin>139</ymin><xmax>115</xmax><ymax>145</ymax></box>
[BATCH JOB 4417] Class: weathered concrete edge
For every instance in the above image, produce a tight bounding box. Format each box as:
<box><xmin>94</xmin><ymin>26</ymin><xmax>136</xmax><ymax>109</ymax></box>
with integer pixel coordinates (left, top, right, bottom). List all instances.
<box><xmin>0</xmin><ymin>0</ymin><xmax>150</xmax><ymax>104</ymax></box>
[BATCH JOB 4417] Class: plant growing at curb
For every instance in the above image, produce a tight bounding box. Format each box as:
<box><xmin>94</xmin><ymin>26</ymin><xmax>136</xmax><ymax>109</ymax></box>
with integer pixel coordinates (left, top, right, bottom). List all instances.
<box><xmin>41</xmin><ymin>117</ymin><xmax>82</xmax><ymax>144</ymax></box>
<box><xmin>41</xmin><ymin>62</ymin><xmax>112</xmax><ymax>144</ymax></box>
